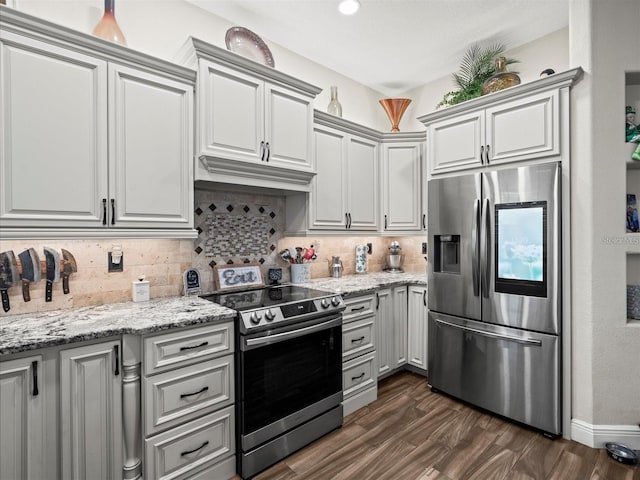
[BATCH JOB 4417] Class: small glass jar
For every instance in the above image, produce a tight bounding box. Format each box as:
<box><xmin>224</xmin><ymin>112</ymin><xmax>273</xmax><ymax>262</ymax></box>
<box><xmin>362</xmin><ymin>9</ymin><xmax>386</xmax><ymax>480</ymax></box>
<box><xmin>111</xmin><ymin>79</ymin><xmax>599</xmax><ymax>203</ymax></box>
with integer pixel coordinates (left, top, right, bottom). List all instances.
<box><xmin>327</xmin><ymin>86</ymin><xmax>343</xmax><ymax>117</ymax></box>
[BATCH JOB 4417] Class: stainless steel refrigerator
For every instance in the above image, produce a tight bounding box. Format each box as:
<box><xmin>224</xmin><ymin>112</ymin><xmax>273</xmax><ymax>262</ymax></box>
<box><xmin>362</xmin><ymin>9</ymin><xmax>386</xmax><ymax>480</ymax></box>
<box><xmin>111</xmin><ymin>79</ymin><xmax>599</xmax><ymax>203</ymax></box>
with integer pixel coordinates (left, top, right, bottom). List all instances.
<box><xmin>427</xmin><ymin>161</ymin><xmax>561</xmax><ymax>436</ymax></box>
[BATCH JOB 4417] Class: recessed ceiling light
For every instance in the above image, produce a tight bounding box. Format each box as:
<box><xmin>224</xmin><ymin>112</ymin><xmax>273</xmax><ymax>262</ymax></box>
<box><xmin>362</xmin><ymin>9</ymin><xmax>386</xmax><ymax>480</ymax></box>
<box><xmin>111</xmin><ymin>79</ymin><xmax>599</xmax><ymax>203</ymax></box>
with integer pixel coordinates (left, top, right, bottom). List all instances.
<box><xmin>339</xmin><ymin>0</ymin><xmax>360</xmax><ymax>15</ymax></box>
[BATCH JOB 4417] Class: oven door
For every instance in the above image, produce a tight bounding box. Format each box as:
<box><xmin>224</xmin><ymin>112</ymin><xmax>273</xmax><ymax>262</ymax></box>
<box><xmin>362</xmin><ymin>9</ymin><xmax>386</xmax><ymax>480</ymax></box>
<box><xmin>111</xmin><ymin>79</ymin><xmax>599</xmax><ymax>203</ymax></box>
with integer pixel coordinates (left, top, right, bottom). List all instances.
<box><xmin>238</xmin><ymin>314</ymin><xmax>342</xmax><ymax>451</ymax></box>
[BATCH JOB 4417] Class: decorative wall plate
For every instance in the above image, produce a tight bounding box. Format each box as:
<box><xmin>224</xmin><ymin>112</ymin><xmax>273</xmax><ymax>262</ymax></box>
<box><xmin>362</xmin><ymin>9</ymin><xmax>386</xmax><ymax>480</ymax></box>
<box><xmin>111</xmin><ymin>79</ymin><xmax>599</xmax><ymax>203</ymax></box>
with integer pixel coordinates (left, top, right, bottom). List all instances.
<box><xmin>225</xmin><ymin>26</ymin><xmax>275</xmax><ymax>67</ymax></box>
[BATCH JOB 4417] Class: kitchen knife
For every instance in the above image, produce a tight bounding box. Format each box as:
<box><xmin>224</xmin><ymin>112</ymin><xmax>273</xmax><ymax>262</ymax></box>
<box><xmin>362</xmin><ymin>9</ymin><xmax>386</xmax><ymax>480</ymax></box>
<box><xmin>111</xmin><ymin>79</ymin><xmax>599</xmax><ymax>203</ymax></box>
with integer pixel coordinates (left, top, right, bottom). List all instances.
<box><xmin>0</xmin><ymin>251</ymin><xmax>20</xmax><ymax>312</ymax></box>
<box><xmin>43</xmin><ymin>247</ymin><xmax>60</xmax><ymax>302</ymax></box>
<box><xmin>61</xmin><ymin>249</ymin><xmax>77</xmax><ymax>295</ymax></box>
<box><xmin>18</xmin><ymin>248</ymin><xmax>41</xmax><ymax>302</ymax></box>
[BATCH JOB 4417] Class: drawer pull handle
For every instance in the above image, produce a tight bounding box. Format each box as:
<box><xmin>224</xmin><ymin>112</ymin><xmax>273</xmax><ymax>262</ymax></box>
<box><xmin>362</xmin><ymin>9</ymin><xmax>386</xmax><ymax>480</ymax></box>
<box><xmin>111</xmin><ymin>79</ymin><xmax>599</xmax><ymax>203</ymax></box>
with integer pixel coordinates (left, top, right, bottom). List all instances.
<box><xmin>180</xmin><ymin>386</ymin><xmax>209</xmax><ymax>399</ymax></box>
<box><xmin>114</xmin><ymin>345</ymin><xmax>120</xmax><ymax>376</ymax></box>
<box><xmin>351</xmin><ymin>336</ymin><xmax>365</xmax><ymax>344</ymax></box>
<box><xmin>180</xmin><ymin>341</ymin><xmax>208</xmax><ymax>351</ymax></box>
<box><xmin>350</xmin><ymin>306</ymin><xmax>365</xmax><ymax>312</ymax></box>
<box><xmin>180</xmin><ymin>440</ymin><xmax>209</xmax><ymax>457</ymax></box>
<box><xmin>32</xmin><ymin>361</ymin><xmax>39</xmax><ymax>397</ymax></box>
<box><xmin>351</xmin><ymin>372</ymin><xmax>365</xmax><ymax>381</ymax></box>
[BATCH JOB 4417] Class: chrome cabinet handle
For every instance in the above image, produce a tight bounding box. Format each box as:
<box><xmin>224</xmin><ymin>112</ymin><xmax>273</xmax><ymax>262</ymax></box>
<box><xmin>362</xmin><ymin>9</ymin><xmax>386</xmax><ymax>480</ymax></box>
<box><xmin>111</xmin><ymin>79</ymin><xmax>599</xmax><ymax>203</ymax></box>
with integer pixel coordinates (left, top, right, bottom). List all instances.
<box><xmin>110</xmin><ymin>199</ymin><xmax>115</xmax><ymax>225</ymax></box>
<box><xmin>376</xmin><ymin>292</ymin><xmax>380</xmax><ymax>309</ymax></box>
<box><xmin>180</xmin><ymin>386</ymin><xmax>209</xmax><ymax>399</ymax></box>
<box><xmin>348</xmin><ymin>213</ymin><xmax>352</xmax><ymax>229</ymax></box>
<box><xmin>384</xmin><ymin>214</ymin><xmax>388</xmax><ymax>229</ymax></box>
<box><xmin>180</xmin><ymin>341</ymin><xmax>208</xmax><ymax>351</ymax></box>
<box><xmin>265</xmin><ymin>142</ymin><xmax>270</xmax><ymax>162</ymax></box>
<box><xmin>422</xmin><ymin>214</ymin><xmax>426</xmax><ymax>229</ymax></box>
<box><xmin>345</xmin><ymin>213</ymin><xmax>349</xmax><ymax>229</ymax></box>
<box><xmin>480</xmin><ymin>145</ymin><xmax>484</xmax><ymax>163</ymax></box>
<box><xmin>102</xmin><ymin>198</ymin><xmax>107</xmax><ymax>225</ymax></box>
<box><xmin>32</xmin><ymin>361</ymin><xmax>39</xmax><ymax>397</ymax></box>
<box><xmin>423</xmin><ymin>290</ymin><xmax>426</xmax><ymax>306</ymax></box>
<box><xmin>485</xmin><ymin>144</ymin><xmax>491</xmax><ymax>164</ymax></box>
<box><xmin>260</xmin><ymin>140</ymin><xmax>265</xmax><ymax>161</ymax></box>
<box><xmin>351</xmin><ymin>372</ymin><xmax>365</xmax><ymax>381</ymax></box>
<box><xmin>351</xmin><ymin>336</ymin><xmax>365</xmax><ymax>344</ymax></box>
<box><xmin>181</xmin><ymin>441</ymin><xmax>209</xmax><ymax>457</ymax></box>
<box><xmin>350</xmin><ymin>306</ymin><xmax>365</xmax><ymax>312</ymax></box>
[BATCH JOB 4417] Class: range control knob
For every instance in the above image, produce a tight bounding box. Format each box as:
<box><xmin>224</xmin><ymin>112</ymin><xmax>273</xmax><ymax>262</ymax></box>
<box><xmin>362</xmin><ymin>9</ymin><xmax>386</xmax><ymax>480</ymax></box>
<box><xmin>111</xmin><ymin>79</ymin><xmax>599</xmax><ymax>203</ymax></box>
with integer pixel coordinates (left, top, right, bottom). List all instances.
<box><xmin>320</xmin><ymin>298</ymin><xmax>330</xmax><ymax>309</ymax></box>
<box><xmin>264</xmin><ymin>309</ymin><xmax>276</xmax><ymax>321</ymax></box>
<box><xmin>331</xmin><ymin>296</ymin><xmax>341</xmax><ymax>307</ymax></box>
<box><xmin>249</xmin><ymin>311</ymin><xmax>262</xmax><ymax>325</ymax></box>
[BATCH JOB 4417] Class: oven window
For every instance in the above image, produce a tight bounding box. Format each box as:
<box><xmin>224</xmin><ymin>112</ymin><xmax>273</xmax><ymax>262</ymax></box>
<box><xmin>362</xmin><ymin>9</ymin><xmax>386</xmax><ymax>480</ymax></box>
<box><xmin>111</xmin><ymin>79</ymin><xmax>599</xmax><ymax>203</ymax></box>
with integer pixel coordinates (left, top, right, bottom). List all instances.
<box><xmin>494</xmin><ymin>201</ymin><xmax>547</xmax><ymax>297</ymax></box>
<box><xmin>240</xmin><ymin>325</ymin><xmax>342</xmax><ymax>435</ymax></box>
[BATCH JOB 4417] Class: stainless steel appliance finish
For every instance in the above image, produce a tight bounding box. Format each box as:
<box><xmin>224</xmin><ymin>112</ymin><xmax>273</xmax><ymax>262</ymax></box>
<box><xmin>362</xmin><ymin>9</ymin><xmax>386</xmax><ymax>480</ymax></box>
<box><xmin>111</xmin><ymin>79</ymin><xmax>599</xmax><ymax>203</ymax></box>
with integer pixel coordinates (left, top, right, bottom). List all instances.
<box><xmin>427</xmin><ymin>162</ymin><xmax>562</xmax><ymax>436</ymax></box>
<box><xmin>204</xmin><ymin>285</ymin><xmax>345</xmax><ymax>479</ymax></box>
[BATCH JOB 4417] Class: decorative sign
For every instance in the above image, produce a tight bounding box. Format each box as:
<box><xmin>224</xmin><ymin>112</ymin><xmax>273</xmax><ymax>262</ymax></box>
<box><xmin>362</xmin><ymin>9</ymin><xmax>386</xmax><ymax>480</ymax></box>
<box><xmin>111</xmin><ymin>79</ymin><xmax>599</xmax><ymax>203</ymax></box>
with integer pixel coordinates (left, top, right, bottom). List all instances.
<box><xmin>213</xmin><ymin>263</ymin><xmax>264</xmax><ymax>292</ymax></box>
<box><xmin>183</xmin><ymin>268</ymin><xmax>202</xmax><ymax>296</ymax></box>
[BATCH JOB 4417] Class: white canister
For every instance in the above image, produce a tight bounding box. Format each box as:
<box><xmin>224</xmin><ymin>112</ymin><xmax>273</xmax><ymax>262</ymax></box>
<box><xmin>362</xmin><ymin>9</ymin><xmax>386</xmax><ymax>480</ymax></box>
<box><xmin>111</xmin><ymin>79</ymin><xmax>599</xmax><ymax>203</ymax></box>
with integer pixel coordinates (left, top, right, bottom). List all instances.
<box><xmin>290</xmin><ymin>263</ymin><xmax>310</xmax><ymax>284</ymax></box>
<box><xmin>132</xmin><ymin>278</ymin><xmax>150</xmax><ymax>302</ymax></box>
<box><xmin>355</xmin><ymin>245</ymin><xmax>368</xmax><ymax>274</ymax></box>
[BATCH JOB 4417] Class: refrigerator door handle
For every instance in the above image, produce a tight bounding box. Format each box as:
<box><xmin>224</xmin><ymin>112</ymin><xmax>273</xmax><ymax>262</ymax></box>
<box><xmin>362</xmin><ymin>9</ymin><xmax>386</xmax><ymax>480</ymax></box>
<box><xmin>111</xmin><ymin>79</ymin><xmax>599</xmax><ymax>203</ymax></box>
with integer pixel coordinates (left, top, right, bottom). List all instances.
<box><xmin>472</xmin><ymin>199</ymin><xmax>480</xmax><ymax>296</ymax></box>
<box><xmin>434</xmin><ymin>318</ymin><xmax>543</xmax><ymax>347</ymax></box>
<box><xmin>480</xmin><ymin>198</ymin><xmax>491</xmax><ymax>298</ymax></box>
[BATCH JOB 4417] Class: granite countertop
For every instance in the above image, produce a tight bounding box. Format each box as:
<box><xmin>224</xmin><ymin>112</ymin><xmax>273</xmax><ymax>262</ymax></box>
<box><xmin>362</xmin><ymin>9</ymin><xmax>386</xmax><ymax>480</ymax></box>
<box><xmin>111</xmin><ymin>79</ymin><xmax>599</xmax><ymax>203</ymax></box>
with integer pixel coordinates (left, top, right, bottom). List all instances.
<box><xmin>0</xmin><ymin>296</ymin><xmax>236</xmax><ymax>356</ymax></box>
<box><xmin>301</xmin><ymin>271</ymin><xmax>427</xmax><ymax>297</ymax></box>
<box><xmin>0</xmin><ymin>272</ymin><xmax>426</xmax><ymax>356</ymax></box>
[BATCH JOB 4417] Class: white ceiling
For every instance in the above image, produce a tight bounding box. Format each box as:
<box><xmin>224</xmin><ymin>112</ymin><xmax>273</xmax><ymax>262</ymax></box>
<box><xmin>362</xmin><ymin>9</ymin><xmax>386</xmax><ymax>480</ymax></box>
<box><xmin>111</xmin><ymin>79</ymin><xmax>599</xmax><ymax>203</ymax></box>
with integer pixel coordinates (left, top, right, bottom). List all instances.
<box><xmin>186</xmin><ymin>0</ymin><xmax>570</xmax><ymax>96</ymax></box>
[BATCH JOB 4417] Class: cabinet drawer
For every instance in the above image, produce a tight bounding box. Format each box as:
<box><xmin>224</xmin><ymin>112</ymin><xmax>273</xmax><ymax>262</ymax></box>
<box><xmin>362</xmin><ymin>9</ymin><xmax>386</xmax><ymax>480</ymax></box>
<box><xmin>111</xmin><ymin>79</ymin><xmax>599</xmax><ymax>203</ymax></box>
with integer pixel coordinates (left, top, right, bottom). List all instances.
<box><xmin>342</xmin><ymin>316</ymin><xmax>374</xmax><ymax>362</ymax></box>
<box><xmin>144</xmin><ymin>405</ymin><xmax>235</xmax><ymax>480</ymax></box>
<box><xmin>144</xmin><ymin>323</ymin><xmax>233</xmax><ymax>375</ymax></box>
<box><xmin>342</xmin><ymin>351</ymin><xmax>376</xmax><ymax>400</ymax></box>
<box><xmin>342</xmin><ymin>294</ymin><xmax>375</xmax><ymax>322</ymax></box>
<box><xmin>145</xmin><ymin>355</ymin><xmax>234</xmax><ymax>436</ymax></box>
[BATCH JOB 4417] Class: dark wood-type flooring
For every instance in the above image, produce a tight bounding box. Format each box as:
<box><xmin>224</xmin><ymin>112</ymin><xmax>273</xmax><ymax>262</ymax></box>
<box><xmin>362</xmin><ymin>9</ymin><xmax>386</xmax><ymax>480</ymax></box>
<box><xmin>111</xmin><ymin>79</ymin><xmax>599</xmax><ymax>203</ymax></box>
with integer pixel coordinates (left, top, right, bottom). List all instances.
<box><xmin>233</xmin><ymin>371</ymin><xmax>639</xmax><ymax>480</ymax></box>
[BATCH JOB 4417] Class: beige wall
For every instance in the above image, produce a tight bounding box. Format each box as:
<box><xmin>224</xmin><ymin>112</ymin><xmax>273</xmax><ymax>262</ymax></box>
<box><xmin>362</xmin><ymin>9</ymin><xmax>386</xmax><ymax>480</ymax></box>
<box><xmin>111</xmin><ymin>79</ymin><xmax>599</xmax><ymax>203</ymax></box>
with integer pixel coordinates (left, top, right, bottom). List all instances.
<box><xmin>569</xmin><ymin>0</ymin><xmax>640</xmax><ymax>434</ymax></box>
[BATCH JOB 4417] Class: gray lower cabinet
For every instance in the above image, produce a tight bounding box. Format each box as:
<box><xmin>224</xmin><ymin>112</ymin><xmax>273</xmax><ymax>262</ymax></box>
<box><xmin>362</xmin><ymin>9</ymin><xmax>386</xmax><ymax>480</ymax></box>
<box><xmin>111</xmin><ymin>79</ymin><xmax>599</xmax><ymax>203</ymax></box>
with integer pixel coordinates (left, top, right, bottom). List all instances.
<box><xmin>141</xmin><ymin>322</ymin><xmax>235</xmax><ymax>480</ymax></box>
<box><xmin>375</xmin><ymin>286</ymin><xmax>408</xmax><ymax>379</ymax></box>
<box><xmin>341</xmin><ymin>294</ymin><xmax>377</xmax><ymax>416</ymax></box>
<box><xmin>0</xmin><ymin>337</ymin><xmax>122</xmax><ymax>480</ymax></box>
<box><xmin>407</xmin><ymin>285</ymin><xmax>428</xmax><ymax>374</ymax></box>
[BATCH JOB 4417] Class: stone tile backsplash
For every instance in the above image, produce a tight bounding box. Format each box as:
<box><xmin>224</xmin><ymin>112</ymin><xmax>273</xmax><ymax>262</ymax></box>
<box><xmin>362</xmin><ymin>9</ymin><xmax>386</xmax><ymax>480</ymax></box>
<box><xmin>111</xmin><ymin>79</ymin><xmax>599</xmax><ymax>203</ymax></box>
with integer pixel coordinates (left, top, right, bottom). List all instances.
<box><xmin>0</xmin><ymin>188</ymin><xmax>427</xmax><ymax>316</ymax></box>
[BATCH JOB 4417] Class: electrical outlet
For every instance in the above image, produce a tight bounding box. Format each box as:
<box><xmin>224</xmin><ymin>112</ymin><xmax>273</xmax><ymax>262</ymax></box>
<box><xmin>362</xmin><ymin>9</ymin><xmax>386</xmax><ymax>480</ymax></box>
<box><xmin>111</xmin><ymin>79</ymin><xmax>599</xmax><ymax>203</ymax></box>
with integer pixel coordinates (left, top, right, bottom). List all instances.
<box><xmin>366</xmin><ymin>243</ymin><xmax>373</xmax><ymax>255</ymax></box>
<box><xmin>108</xmin><ymin>252</ymin><xmax>124</xmax><ymax>272</ymax></box>
<box><xmin>422</xmin><ymin>242</ymin><xmax>428</xmax><ymax>255</ymax></box>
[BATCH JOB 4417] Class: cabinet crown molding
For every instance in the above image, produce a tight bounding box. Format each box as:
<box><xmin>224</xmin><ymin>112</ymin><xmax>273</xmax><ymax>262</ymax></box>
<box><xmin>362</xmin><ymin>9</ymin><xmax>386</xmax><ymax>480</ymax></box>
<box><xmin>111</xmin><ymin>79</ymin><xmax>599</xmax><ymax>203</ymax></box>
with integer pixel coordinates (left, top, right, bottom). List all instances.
<box><xmin>176</xmin><ymin>36</ymin><xmax>322</xmax><ymax>97</ymax></box>
<box><xmin>417</xmin><ymin>67</ymin><xmax>583</xmax><ymax>126</ymax></box>
<box><xmin>314</xmin><ymin>110</ymin><xmax>426</xmax><ymax>143</ymax></box>
<box><xmin>0</xmin><ymin>5</ymin><xmax>196</xmax><ymax>83</ymax></box>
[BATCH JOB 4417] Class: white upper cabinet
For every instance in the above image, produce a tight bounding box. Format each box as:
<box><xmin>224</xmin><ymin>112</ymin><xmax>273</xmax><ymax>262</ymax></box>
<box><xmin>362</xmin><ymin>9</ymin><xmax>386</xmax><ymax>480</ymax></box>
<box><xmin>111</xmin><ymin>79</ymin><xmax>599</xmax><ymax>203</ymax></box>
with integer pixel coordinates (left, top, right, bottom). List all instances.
<box><xmin>0</xmin><ymin>8</ymin><xmax>196</xmax><ymax>238</ymax></box>
<box><xmin>178</xmin><ymin>38</ymin><xmax>321</xmax><ymax>192</ymax></box>
<box><xmin>381</xmin><ymin>138</ymin><xmax>425</xmax><ymax>232</ymax></box>
<box><xmin>419</xmin><ymin>69</ymin><xmax>583</xmax><ymax>177</ymax></box>
<box><xmin>307</xmin><ymin>117</ymin><xmax>378</xmax><ymax>231</ymax></box>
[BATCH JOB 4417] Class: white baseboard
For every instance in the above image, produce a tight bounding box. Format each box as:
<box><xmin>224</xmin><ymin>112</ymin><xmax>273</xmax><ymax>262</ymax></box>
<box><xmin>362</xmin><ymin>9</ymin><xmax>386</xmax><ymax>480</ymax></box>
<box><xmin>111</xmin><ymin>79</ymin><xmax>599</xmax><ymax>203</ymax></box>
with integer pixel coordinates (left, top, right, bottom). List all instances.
<box><xmin>571</xmin><ymin>419</ymin><xmax>640</xmax><ymax>449</ymax></box>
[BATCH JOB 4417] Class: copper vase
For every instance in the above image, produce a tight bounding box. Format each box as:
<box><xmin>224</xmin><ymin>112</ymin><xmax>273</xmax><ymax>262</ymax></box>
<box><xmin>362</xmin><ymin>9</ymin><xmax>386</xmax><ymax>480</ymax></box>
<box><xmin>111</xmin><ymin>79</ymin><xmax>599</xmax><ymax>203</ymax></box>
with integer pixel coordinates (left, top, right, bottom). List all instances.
<box><xmin>379</xmin><ymin>98</ymin><xmax>411</xmax><ymax>132</ymax></box>
<box><xmin>92</xmin><ymin>0</ymin><xmax>127</xmax><ymax>46</ymax></box>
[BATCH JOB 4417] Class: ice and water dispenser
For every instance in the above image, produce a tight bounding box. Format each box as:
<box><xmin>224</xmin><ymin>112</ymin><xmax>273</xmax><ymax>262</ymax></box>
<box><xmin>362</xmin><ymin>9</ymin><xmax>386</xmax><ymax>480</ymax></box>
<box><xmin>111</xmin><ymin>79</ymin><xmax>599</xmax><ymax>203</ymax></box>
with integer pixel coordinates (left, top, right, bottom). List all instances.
<box><xmin>433</xmin><ymin>235</ymin><xmax>461</xmax><ymax>274</ymax></box>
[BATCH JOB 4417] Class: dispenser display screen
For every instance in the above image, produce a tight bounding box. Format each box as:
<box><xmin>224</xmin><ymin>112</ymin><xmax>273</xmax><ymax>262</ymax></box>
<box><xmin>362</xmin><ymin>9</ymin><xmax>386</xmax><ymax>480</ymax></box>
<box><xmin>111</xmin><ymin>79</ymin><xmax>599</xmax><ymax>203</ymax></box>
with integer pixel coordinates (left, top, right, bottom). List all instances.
<box><xmin>495</xmin><ymin>201</ymin><xmax>547</xmax><ymax>297</ymax></box>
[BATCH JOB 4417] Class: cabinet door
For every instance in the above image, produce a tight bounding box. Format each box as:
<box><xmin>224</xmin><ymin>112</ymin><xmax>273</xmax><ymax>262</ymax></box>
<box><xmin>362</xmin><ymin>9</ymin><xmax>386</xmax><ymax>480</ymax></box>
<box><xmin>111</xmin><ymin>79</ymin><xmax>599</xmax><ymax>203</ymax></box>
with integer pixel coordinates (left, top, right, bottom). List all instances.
<box><xmin>486</xmin><ymin>89</ymin><xmax>560</xmax><ymax>165</ymax></box>
<box><xmin>0</xmin><ymin>32</ymin><xmax>108</xmax><ymax>228</ymax></box>
<box><xmin>310</xmin><ymin>126</ymin><xmax>348</xmax><ymax>229</ymax></box>
<box><xmin>346</xmin><ymin>136</ymin><xmax>378</xmax><ymax>230</ymax></box>
<box><xmin>382</xmin><ymin>142</ymin><xmax>423</xmax><ymax>231</ymax></box>
<box><xmin>198</xmin><ymin>60</ymin><xmax>264</xmax><ymax>163</ymax></box>
<box><xmin>375</xmin><ymin>289</ymin><xmax>392</xmax><ymax>376</ymax></box>
<box><xmin>0</xmin><ymin>355</ymin><xmax>45</xmax><ymax>480</ymax></box>
<box><xmin>428</xmin><ymin>110</ymin><xmax>484</xmax><ymax>175</ymax></box>
<box><xmin>407</xmin><ymin>286</ymin><xmax>428</xmax><ymax>372</ymax></box>
<box><xmin>265</xmin><ymin>83</ymin><xmax>314</xmax><ymax>171</ymax></box>
<box><xmin>109</xmin><ymin>64</ymin><xmax>193</xmax><ymax>229</ymax></box>
<box><xmin>60</xmin><ymin>341</ymin><xmax>122</xmax><ymax>480</ymax></box>
<box><xmin>392</xmin><ymin>286</ymin><xmax>408</xmax><ymax>368</ymax></box>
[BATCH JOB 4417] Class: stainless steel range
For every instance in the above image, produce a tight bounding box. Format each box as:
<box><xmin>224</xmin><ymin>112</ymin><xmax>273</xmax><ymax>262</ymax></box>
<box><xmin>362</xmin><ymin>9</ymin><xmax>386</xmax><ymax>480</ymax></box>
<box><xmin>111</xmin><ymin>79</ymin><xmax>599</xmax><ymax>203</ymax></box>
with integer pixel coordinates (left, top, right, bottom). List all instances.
<box><xmin>202</xmin><ymin>285</ymin><xmax>345</xmax><ymax>479</ymax></box>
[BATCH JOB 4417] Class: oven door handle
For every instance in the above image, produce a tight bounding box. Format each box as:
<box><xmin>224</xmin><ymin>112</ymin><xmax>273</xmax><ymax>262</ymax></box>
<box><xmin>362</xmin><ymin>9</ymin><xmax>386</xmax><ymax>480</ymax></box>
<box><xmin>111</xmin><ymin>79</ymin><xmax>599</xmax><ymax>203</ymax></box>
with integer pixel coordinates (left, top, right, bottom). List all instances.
<box><xmin>244</xmin><ymin>316</ymin><xmax>342</xmax><ymax>348</ymax></box>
